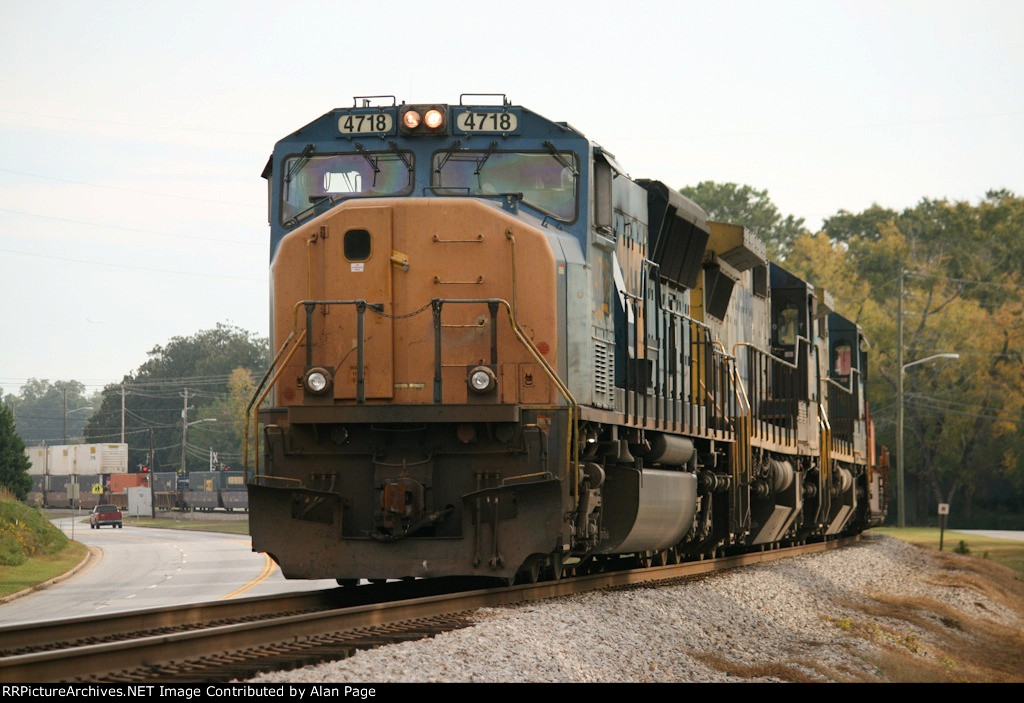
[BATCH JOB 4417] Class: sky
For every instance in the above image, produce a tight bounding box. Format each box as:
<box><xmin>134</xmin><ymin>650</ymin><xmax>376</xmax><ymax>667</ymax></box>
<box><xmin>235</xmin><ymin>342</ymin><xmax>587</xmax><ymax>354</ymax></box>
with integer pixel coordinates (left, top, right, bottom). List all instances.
<box><xmin>1</xmin><ymin>0</ymin><xmax>1022</xmax><ymax>398</ymax></box>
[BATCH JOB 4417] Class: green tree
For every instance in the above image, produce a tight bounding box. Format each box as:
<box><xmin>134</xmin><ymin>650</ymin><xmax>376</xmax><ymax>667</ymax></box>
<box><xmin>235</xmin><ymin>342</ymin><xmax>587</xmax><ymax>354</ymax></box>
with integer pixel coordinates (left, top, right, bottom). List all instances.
<box><xmin>811</xmin><ymin>194</ymin><xmax>1024</xmax><ymax>527</ymax></box>
<box><xmin>679</xmin><ymin>181</ymin><xmax>808</xmax><ymax>258</ymax></box>
<box><xmin>188</xmin><ymin>367</ymin><xmax>259</xmax><ymax>470</ymax></box>
<box><xmin>0</xmin><ymin>403</ymin><xmax>32</xmax><ymax>500</ymax></box>
<box><xmin>824</xmin><ymin>191</ymin><xmax>1024</xmax><ymax>309</ymax></box>
<box><xmin>1</xmin><ymin>380</ymin><xmax>97</xmax><ymax>446</ymax></box>
<box><xmin>83</xmin><ymin>323</ymin><xmax>269</xmax><ymax>474</ymax></box>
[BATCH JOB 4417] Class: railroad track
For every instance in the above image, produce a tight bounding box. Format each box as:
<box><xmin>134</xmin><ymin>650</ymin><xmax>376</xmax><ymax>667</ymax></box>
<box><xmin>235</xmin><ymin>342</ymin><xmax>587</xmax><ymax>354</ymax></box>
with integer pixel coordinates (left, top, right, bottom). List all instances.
<box><xmin>0</xmin><ymin>536</ymin><xmax>857</xmax><ymax>682</ymax></box>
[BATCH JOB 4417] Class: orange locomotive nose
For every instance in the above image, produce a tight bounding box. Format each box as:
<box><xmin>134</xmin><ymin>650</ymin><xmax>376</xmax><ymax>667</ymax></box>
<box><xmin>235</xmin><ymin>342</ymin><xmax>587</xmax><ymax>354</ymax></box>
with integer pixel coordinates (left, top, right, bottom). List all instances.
<box><xmin>269</xmin><ymin>198</ymin><xmax>558</xmax><ymax>410</ymax></box>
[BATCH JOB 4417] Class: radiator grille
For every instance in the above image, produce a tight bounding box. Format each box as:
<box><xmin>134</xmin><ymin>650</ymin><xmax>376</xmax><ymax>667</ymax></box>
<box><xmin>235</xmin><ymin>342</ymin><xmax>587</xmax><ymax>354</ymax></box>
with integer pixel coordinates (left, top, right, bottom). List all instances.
<box><xmin>593</xmin><ymin>341</ymin><xmax>615</xmax><ymax>408</ymax></box>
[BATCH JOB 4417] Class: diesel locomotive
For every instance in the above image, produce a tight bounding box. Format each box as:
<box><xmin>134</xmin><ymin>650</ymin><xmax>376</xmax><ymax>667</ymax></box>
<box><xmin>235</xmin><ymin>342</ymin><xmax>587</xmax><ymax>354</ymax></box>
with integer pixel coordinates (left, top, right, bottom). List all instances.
<box><xmin>246</xmin><ymin>94</ymin><xmax>887</xmax><ymax>584</ymax></box>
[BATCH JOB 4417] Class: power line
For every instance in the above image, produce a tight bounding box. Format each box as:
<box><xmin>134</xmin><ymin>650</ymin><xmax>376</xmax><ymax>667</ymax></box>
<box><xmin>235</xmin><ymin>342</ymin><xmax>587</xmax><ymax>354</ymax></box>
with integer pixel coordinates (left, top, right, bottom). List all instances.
<box><xmin>0</xmin><ymin>109</ymin><xmax>277</xmax><ymax>138</ymax></box>
<box><xmin>0</xmin><ymin>167</ymin><xmax>255</xmax><ymax>207</ymax></box>
<box><xmin>905</xmin><ymin>392</ymin><xmax>1020</xmax><ymax>413</ymax></box>
<box><xmin>904</xmin><ymin>270</ymin><xmax>1023</xmax><ymax>290</ymax></box>
<box><xmin>905</xmin><ymin>399</ymin><xmax>1024</xmax><ymax>424</ymax></box>
<box><xmin>0</xmin><ymin>247</ymin><xmax>264</xmax><ymax>283</ymax></box>
<box><xmin>0</xmin><ymin>207</ymin><xmax>263</xmax><ymax>248</ymax></box>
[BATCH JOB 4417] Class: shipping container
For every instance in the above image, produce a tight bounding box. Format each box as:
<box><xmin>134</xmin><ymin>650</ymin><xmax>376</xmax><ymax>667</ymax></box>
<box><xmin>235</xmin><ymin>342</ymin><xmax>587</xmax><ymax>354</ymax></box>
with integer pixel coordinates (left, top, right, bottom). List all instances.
<box><xmin>188</xmin><ymin>471</ymin><xmax>218</xmax><ymax>492</ymax></box>
<box><xmin>24</xmin><ymin>443</ymin><xmax>128</xmax><ymax>475</ymax></box>
<box><xmin>25</xmin><ymin>447</ymin><xmax>47</xmax><ymax>475</ymax></box>
<box><xmin>108</xmin><ymin>473</ymin><xmax>146</xmax><ymax>494</ymax></box>
<box><xmin>47</xmin><ymin>446</ymin><xmax>76</xmax><ymax>475</ymax></box>
<box><xmin>221</xmin><ymin>471</ymin><xmax>246</xmax><ymax>491</ymax></box>
<box><xmin>46</xmin><ymin>474</ymin><xmax>98</xmax><ymax>508</ymax></box>
<box><xmin>152</xmin><ymin>472</ymin><xmax>177</xmax><ymax>493</ymax></box>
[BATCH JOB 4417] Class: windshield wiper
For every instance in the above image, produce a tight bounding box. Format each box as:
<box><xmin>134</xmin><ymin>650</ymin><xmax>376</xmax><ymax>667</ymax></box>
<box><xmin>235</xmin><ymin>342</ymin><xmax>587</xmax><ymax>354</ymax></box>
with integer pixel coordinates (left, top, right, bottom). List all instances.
<box><xmin>283</xmin><ymin>194</ymin><xmax>339</xmax><ymax>228</ymax></box>
<box><xmin>353</xmin><ymin>143</ymin><xmax>380</xmax><ymax>187</ymax></box>
<box><xmin>474</xmin><ymin>141</ymin><xmax>499</xmax><ymax>176</ymax></box>
<box><xmin>434</xmin><ymin>140</ymin><xmax>463</xmax><ymax>174</ymax></box>
<box><xmin>542</xmin><ymin>141</ymin><xmax>578</xmax><ymax>177</ymax></box>
<box><xmin>388</xmin><ymin>141</ymin><xmax>414</xmax><ymax>174</ymax></box>
<box><xmin>284</xmin><ymin>144</ymin><xmax>315</xmax><ymax>184</ymax></box>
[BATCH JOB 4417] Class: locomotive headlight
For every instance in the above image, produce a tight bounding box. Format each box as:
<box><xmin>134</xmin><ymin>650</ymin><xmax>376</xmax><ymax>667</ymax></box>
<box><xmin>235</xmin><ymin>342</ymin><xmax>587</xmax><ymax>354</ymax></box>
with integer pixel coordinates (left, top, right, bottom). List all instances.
<box><xmin>399</xmin><ymin>104</ymin><xmax>448</xmax><ymax>134</ymax></box>
<box><xmin>304</xmin><ymin>367</ymin><xmax>332</xmax><ymax>395</ymax></box>
<box><xmin>467</xmin><ymin>365</ymin><xmax>497</xmax><ymax>394</ymax></box>
<box><xmin>424</xmin><ymin>109</ymin><xmax>444</xmax><ymax>129</ymax></box>
<box><xmin>402</xmin><ymin>109</ymin><xmax>422</xmax><ymax>129</ymax></box>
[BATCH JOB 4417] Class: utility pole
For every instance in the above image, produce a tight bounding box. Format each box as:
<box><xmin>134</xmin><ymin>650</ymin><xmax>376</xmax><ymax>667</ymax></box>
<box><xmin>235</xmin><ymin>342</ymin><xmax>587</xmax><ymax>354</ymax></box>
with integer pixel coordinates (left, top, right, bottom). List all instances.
<box><xmin>120</xmin><ymin>384</ymin><xmax>126</xmax><ymax>443</ymax></box>
<box><xmin>896</xmin><ymin>270</ymin><xmax>905</xmax><ymax>528</ymax></box>
<box><xmin>180</xmin><ymin>389</ymin><xmax>191</xmax><ymax>474</ymax></box>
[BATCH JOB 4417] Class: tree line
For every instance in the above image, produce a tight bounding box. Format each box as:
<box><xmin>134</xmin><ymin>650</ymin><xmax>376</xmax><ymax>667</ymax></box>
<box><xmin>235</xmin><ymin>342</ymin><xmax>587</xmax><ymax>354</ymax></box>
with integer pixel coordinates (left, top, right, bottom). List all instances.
<box><xmin>1</xmin><ymin>323</ymin><xmax>269</xmax><ymax>495</ymax></box>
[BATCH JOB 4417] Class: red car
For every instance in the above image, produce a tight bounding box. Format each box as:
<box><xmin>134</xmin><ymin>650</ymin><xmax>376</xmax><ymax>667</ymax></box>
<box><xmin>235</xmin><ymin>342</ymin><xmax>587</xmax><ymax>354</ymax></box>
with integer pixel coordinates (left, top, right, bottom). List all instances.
<box><xmin>90</xmin><ymin>504</ymin><xmax>123</xmax><ymax>529</ymax></box>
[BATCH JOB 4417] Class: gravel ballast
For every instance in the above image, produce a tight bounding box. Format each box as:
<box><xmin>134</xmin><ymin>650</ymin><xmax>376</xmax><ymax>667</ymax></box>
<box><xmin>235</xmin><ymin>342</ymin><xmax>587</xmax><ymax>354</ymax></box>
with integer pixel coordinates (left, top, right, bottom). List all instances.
<box><xmin>249</xmin><ymin>533</ymin><xmax>1023</xmax><ymax>683</ymax></box>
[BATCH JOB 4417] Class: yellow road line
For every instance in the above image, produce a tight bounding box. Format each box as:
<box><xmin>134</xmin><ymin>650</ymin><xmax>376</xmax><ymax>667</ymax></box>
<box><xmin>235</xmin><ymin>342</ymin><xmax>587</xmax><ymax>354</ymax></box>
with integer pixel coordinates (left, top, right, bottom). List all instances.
<box><xmin>221</xmin><ymin>552</ymin><xmax>275</xmax><ymax>599</ymax></box>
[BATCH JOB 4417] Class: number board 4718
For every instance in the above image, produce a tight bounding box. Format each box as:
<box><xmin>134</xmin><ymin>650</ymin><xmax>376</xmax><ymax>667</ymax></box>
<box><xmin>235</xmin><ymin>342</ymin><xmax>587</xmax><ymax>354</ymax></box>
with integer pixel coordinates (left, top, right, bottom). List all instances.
<box><xmin>455</xmin><ymin>111</ymin><xmax>518</xmax><ymax>133</ymax></box>
<box><xmin>338</xmin><ymin>113</ymin><xmax>394</xmax><ymax>135</ymax></box>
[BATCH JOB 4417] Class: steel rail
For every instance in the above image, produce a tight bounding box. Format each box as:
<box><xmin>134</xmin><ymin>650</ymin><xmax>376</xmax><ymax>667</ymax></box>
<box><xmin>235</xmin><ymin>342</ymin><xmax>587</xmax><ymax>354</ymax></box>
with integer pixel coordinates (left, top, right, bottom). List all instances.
<box><xmin>0</xmin><ymin>591</ymin><xmax>336</xmax><ymax>654</ymax></box>
<box><xmin>0</xmin><ymin>576</ymin><xmax>488</xmax><ymax>655</ymax></box>
<box><xmin>0</xmin><ymin>536</ymin><xmax>858</xmax><ymax>682</ymax></box>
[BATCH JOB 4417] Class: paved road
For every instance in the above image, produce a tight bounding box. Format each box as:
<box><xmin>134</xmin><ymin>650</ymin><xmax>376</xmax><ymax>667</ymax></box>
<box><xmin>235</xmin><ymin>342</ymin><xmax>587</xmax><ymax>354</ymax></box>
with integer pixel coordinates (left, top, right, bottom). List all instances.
<box><xmin>0</xmin><ymin>516</ymin><xmax>336</xmax><ymax>626</ymax></box>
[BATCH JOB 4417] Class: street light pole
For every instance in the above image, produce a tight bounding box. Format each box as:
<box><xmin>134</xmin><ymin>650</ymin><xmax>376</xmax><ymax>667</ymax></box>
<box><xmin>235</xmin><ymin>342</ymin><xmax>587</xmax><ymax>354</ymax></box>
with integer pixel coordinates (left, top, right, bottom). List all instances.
<box><xmin>62</xmin><ymin>391</ymin><xmax>94</xmax><ymax>444</ymax></box>
<box><xmin>897</xmin><ymin>352</ymin><xmax>960</xmax><ymax>528</ymax></box>
<box><xmin>178</xmin><ymin>389</ymin><xmax>215</xmax><ymax>473</ymax></box>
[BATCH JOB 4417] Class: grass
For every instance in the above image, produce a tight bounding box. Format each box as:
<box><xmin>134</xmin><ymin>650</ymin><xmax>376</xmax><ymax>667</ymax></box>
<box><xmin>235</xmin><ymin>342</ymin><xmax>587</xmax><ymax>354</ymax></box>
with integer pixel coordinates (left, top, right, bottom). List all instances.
<box><xmin>823</xmin><ymin>529</ymin><xmax>1024</xmax><ymax>682</ymax></box>
<box><xmin>45</xmin><ymin>511</ymin><xmax>250</xmax><ymax>535</ymax></box>
<box><xmin>122</xmin><ymin>516</ymin><xmax>250</xmax><ymax>535</ymax></box>
<box><xmin>828</xmin><ymin>571</ymin><xmax>1024</xmax><ymax>683</ymax></box>
<box><xmin>0</xmin><ymin>540</ymin><xmax>89</xmax><ymax>598</ymax></box>
<box><xmin>691</xmin><ymin>530</ymin><xmax>1024</xmax><ymax>683</ymax></box>
<box><xmin>1</xmin><ymin>497</ymin><xmax>73</xmax><ymax>566</ymax></box>
<box><xmin>872</xmin><ymin>527</ymin><xmax>1024</xmax><ymax>575</ymax></box>
<box><xmin>0</xmin><ymin>490</ymin><xmax>91</xmax><ymax>598</ymax></box>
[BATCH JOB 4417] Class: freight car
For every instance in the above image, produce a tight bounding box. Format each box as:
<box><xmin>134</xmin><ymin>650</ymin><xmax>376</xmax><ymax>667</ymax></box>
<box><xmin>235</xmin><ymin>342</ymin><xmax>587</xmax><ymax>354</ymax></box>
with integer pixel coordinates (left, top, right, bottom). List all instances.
<box><xmin>24</xmin><ymin>443</ymin><xmax>128</xmax><ymax>509</ymax></box>
<box><xmin>182</xmin><ymin>471</ymin><xmax>249</xmax><ymax>512</ymax></box>
<box><xmin>246</xmin><ymin>95</ymin><xmax>887</xmax><ymax>585</ymax></box>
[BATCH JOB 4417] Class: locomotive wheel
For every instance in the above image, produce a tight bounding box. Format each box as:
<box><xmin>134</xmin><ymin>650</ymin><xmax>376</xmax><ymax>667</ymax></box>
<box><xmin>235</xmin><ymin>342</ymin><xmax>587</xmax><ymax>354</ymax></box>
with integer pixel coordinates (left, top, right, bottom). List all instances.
<box><xmin>514</xmin><ymin>554</ymin><xmax>542</xmax><ymax>584</ymax></box>
<box><xmin>652</xmin><ymin>550</ymin><xmax>672</xmax><ymax>567</ymax></box>
<box><xmin>541</xmin><ymin>551</ymin><xmax>563</xmax><ymax>581</ymax></box>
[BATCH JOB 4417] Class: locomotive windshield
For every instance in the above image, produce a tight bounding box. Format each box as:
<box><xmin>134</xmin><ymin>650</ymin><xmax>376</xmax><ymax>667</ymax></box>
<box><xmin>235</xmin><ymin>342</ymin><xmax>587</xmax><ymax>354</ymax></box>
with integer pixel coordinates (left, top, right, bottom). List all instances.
<box><xmin>280</xmin><ymin>151</ymin><xmax>413</xmax><ymax>226</ymax></box>
<box><xmin>432</xmin><ymin>150</ymin><xmax>578</xmax><ymax>221</ymax></box>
